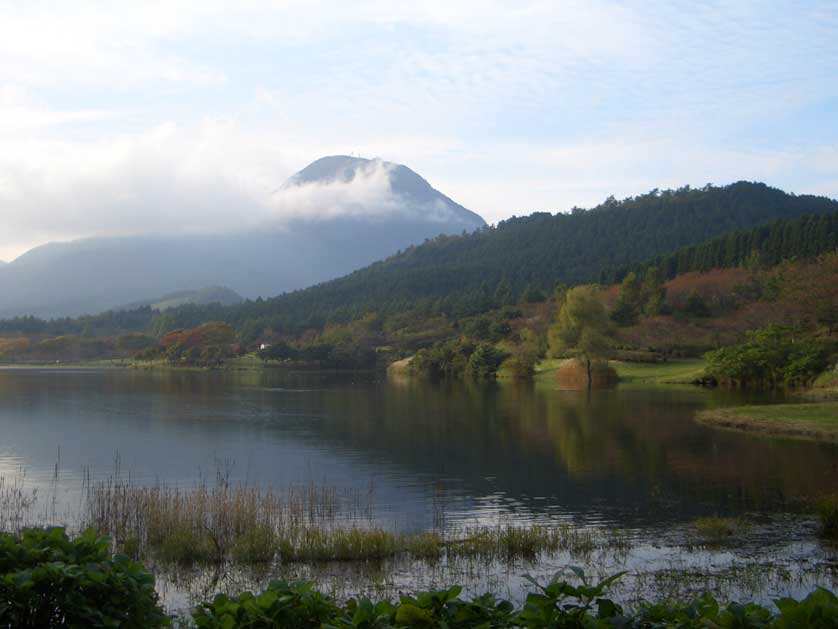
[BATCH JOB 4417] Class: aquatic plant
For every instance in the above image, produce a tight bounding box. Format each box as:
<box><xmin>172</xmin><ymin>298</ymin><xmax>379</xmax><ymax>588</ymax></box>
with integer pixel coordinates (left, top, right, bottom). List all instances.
<box><xmin>817</xmin><ymin>494</ymin><xmax>838</xmax><ymax>539</ymax></box>
<box><xmin>0</xmin><ymin>472</ymin><xmax>36</xmax><ymax>534</ymax></box>
<box><xmin>80</xmin><ymin>474</ymin><xmax>627</xmax><ymax>567</ymax></box>
<box><xmin>691</xmin><ymin>516</ymin><xmax>746</xmax><ymax>545</ymax></box>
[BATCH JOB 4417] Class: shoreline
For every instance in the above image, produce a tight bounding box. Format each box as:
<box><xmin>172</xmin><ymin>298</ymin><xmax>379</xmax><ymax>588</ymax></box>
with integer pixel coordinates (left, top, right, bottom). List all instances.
<box><xmin>696</xmin><ymin>403</ymin><xmax>838</xmax><ymax>443</ymax></box>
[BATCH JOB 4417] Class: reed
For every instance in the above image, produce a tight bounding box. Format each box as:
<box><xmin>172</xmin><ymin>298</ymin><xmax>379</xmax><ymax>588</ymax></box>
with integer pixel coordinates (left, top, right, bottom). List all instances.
<box><xmin>0</xmin><ymin>471</ymin><xmax>37</xmax><ymax>533</ymax></box>
<box><xmin>691</xmin><ymin>516</ymin><xmax>745</xmax><ymax>545</ymax></box>
<box><xmin>81</xmin><ymin>475</ymin><xmax>627</xmax><ymax>566</ymax></box>
<box><xmin>817</xmin><ymin>494</ymin><xmax>838</xmax><ymax>539</ymax></box>
<box><xmin>2</xmin><ymin>462</ymin><xmax>633</xmax><ymax>567</ymax></box>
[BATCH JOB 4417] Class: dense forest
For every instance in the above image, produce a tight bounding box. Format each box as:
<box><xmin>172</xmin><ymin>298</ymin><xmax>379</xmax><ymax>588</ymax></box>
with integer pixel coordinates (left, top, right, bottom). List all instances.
<box><xmin>0</xmin><ymin>182</ymin><xmax>836</xmax><ymax>360</ymax></box>
<box><xmin>636</xmin><ymin>212</ymin><xmax>838</xmax><ymax>280</ymax></box>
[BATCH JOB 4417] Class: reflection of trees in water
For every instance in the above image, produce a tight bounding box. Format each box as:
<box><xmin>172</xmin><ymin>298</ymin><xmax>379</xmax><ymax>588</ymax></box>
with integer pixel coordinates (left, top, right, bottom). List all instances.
<box><xmin>263</xmin><ymin>374</ymin><xmax>837</xmax><ymax>519</ymax></box>
<box><xmin>1</xmin><ymin>369</ymin><xmax>835</xmax><ymax>522</ymax></box>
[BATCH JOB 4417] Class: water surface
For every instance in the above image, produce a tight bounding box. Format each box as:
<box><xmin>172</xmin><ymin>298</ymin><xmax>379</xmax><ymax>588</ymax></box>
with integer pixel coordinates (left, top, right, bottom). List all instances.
<box><xmin>1</xmin><ymin>367</ymin><xmax>835</xmax><ymax>530</ymax></box>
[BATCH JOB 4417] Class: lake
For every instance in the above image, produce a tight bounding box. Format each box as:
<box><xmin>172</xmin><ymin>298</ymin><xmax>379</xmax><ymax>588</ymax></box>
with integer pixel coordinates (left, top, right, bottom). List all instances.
<box><xmin>1</xmin><ymin>367</ymin><xmax>836</xmax><ymax>608</ymax></box>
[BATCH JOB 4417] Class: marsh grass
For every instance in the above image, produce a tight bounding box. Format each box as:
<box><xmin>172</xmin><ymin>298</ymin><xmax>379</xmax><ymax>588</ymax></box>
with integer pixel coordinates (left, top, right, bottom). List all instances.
<box><xmin>816</xmin><ymin>495</ymin><xmax>838</xmax><ymax>539</ymax></box>
<box><xmin>78</xmin><ymin>474</ymin><xmax>631</xmax><ymax>567</ymax></box>
<box><xmin>0</xmin><ymin>471</ymin><xmax>37</xmax><ymax>533</ymax></box>
<box><xmin>84</xmin><ymin>475</ymin><xmax>345</xmax><ymax>564</ymax></box>
<box><xmin>691</xmin><ymin>516</ymin><xmax>747</xmax><ymax>545</ymax></box>
<box><xmin>2</xmin><ymin>459</ymin><xmax>634</xmax><ymax>569</ymax></box>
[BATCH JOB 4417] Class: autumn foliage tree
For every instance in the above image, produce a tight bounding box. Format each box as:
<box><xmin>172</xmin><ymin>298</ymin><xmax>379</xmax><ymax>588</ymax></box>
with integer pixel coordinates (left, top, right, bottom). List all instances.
<box><xmin>549</xmin><ymin>285</ymin><xmax>614</xmax><ymax>388</ymax></box>
<box><xmin>158</xmin><ymin>321</ymin><xmax>236</xmax><ymax>366</ymax></box>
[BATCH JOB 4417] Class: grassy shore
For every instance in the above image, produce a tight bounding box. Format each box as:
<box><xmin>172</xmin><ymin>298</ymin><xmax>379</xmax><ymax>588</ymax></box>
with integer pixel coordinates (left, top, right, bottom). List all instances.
<box><xmin>696</xmin><ymin>402</ymin><xmax>838</xmax><ymax>443</ymax></box>
<box><xmin>529</xmin><ymin>357</ymin><xmax>706</xmax><ymax>385</ymax></box>
<box><xmin>802</xmin><ymin>369</ymin><xmax>838</xmax><ymax>400</ymax></box>
<box><xmin>612</xmin><ymin>358</ymin><xmax>707</xmax><ymax>384</ymax></box>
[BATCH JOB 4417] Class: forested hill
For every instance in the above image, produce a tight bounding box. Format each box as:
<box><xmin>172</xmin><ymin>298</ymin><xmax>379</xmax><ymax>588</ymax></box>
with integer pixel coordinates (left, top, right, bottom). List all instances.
<box><xmin>1</xmin><ymin>181</ymin><xmax>836</xmax><ymax>341</ymax></box>
<box><xmin>636</xmin><ymin>212</ymin><xmax>838</xmax><ymax>280</ymax></box>
<box><xmin>173</xmin><ymin>181</ymin><xmax>838</xmax><ymax>334</ymax></box>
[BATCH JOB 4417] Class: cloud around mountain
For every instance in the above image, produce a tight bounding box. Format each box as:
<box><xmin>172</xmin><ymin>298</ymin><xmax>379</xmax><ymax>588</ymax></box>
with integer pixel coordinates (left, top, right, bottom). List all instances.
<box><xmin>0</xmin><ymin>119</ymin><xmax>483</xmax><ymax>262</ymax></box>
<box><xmin>0</xmin><ymin>155</ymin><xmax>485</xmax><ymax>317</ymax></box>
<box><xmin>272</xmin><ymin>156</ymin><xmax>484</xmax><ymax>226</ymax></box>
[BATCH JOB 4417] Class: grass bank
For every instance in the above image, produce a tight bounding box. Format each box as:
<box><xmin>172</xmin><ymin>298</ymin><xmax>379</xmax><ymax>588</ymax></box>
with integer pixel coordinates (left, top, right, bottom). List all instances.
<box><xmin>696</xmin><ymin>402</ymin><xmax>838</xmax><ymax>443</ymax></box>
<box><xmin>531</xmin><ymin>357</ymin><xmax>706</xmax><ymax>385</ymax></box>
<box><xmin>802</xmin><ymin>368</ymin><xmax>838</xmax><ymax>400</ymax></box>
<box><xmin>612</xmin><ymin>358</ymin><xmax>707</xmax><ymax>384</ymax></box>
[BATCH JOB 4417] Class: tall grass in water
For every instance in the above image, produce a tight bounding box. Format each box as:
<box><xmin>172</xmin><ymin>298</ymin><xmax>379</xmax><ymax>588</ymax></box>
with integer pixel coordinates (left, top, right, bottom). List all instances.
<box><xmin>0</xmin><ymin>471</ymin><xmax>37</xmax><ymax>533</ymax></box>
<box><xmin>84</xmin><ymin>474</ymin><xmax>346</xmax><ymax>564</ymax></box>
<box><xmin>817</xmin><ymin>494</ymin><xmax>838</xmax><ymax>539</ymax></box>
<box><xmin>2</xmin><ymin>459</ymin><xmax>632</xmax><ymax>567</ymax></box>
<box><xmin>81</xmin><ymin>473</ymin><xmax>625</xmax><ymax>566</ymax></box>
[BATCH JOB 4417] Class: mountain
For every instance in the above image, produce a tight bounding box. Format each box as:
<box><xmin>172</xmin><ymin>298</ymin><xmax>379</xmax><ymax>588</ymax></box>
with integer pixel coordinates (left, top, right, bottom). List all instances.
<box><xmin>285</xmin><ymin>155</ymin><xmax>485</xmax><ymax>225</ymax></box>
<box><xmin>0</xmin><ymin>156</ymin><xmax>485</xmax><ymax>318</ymax></box>
<box><xmin>150</xmin><ymin>181</ymin><xmax>838</xmax><ymax>336</ymax></box>
<box><xmin>117</xmin><ymin>286</ymin><xmax>244</xmax><ymax>312</ymax></box>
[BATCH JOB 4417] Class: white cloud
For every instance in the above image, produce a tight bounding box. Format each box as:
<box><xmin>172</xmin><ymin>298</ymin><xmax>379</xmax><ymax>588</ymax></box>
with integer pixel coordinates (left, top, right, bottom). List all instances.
<box><xmin>271</xmin><ymin>158</ymin><xmax>457</xmax><ymax>223</ymax></box>
<box><xmin>0</xmin><ymin>119</ymin><xmax>290</xmax><ymax>259</ymax></box>
<box><xmin>0</xmin><ymin>1</ymin><xmax>836</xmax><ymax>260</ymax></box>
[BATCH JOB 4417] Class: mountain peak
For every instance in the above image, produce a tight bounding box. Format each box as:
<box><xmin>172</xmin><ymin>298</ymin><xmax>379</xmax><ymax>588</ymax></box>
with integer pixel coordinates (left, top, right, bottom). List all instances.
<box><xmin>284</xmin><ymin>155</ymin><xmax>486</xmax><ymax>228</ymax></box>
<box><xmin>289</xmin><ymin>155</ymin><xmax>375</xmax><ymax>185</ymax></box>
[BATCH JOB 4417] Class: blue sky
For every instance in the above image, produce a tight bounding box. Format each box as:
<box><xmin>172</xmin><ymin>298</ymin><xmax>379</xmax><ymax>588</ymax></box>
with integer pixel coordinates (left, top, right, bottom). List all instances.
<box><xmin>0</xmin><ymin>0</ymin><xmax>836</xmax><ymax>260</ymax></box>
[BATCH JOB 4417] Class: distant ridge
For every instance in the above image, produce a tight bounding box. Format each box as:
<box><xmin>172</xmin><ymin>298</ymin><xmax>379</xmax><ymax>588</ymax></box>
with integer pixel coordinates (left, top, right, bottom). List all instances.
<box><xmin>117</xmin><ymin>286</ymin><xmax>244</xmax><ymax>312</ymax></box>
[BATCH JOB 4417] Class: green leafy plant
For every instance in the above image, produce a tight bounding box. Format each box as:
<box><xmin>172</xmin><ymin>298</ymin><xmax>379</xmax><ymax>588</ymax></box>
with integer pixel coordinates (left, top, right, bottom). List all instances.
<box><xmin>0</xmin><ymin>527</ymin><xmax>167</xmax><ymax>628</ymax></box>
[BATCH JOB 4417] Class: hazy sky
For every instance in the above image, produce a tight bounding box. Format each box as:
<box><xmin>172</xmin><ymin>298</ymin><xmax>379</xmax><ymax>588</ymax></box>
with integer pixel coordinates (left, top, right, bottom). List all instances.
<box><xmin>0</xmin><ymin>1</ymin><xmax>836</xmax><ymax>261</ymax></box>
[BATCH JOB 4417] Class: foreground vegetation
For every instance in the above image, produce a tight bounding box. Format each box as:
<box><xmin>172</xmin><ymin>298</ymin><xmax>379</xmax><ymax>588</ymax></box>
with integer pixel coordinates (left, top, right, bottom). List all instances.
<box><xmin>696</xmin><ymin>402</ymin><xmax>838</xmax><ymax>443</ymax></box>
<box><xmin>0</xmin><ymin>527</ymin><xmax>167</xmax><ymax>627</ymax></box>
<box><xmin>2</xmin><ymin>526</ymin><xmax>838</xmax><ymax>628</ymax></box>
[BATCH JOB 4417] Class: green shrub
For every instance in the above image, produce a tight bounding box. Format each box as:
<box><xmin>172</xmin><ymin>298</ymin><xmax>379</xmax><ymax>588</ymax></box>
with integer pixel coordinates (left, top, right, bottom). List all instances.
<box><xmin>705</xmin><ymin>324</ymin><xmax>830</xmax><ymax>389</ymax></box>
<box><xmin>0</xmin><ymin>527</ymin><xmax>167</xmax><ymax>628</ymax></box>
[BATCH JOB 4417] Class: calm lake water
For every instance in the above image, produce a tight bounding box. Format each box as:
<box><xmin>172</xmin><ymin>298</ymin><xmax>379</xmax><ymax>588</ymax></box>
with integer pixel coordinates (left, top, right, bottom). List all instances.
<box><xmin>3</xmin><ymin>367</ymin><xmax>838</xmax><ymax>610</ymax></box>
<box><xmin>1</xmin><ymin>367</ymin><xmax>835</xmax><ymax>530</ymax></box>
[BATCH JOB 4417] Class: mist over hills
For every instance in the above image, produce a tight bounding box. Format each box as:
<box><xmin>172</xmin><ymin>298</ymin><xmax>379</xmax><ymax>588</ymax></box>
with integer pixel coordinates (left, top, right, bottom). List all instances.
<box><xmin>0</xmin><ymin>156</ymin><xmax>485</xmax><ymax>318</ymax></box>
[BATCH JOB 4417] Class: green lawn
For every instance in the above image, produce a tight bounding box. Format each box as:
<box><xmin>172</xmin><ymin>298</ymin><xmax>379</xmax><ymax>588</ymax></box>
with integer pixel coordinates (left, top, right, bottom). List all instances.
<box><xmin>531</xmin><ymin>358</ymin><xmax>567</xmax><ymax>380</ymax></box>
<box><xmin>522</xmin><ymin>357</ymin><xmax>706</xmax><ymax>385</ymax></box>
<box><xmin>696</xmin><ymin>402</ymin><xmax>838</xmax><ymax>443</ymax></box>
<box><xmin>612</xmin><ymin>358</ymin><xmax>707</xmax><ymax>384</ymax></box>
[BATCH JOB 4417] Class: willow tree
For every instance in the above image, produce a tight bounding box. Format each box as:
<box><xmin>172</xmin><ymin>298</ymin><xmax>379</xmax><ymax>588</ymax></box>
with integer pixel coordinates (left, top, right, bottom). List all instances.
<box><xmin>549</xmin><ymin>285</ymin><xmax>613</xmax><ymax>388</ymax></box>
